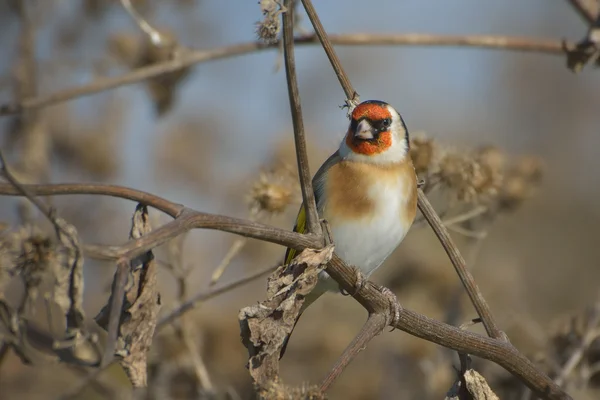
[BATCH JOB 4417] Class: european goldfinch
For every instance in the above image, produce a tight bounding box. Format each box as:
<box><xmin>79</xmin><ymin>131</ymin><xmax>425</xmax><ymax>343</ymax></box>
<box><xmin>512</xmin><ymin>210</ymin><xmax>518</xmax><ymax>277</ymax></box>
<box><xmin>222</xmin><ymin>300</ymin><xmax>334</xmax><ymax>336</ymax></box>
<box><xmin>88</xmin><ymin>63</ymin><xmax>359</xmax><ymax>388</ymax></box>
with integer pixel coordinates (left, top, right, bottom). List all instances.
<box><xmin>282</xmin><ymin>100</ymin><xmax>417</xmax><ymax>356</ymax></box>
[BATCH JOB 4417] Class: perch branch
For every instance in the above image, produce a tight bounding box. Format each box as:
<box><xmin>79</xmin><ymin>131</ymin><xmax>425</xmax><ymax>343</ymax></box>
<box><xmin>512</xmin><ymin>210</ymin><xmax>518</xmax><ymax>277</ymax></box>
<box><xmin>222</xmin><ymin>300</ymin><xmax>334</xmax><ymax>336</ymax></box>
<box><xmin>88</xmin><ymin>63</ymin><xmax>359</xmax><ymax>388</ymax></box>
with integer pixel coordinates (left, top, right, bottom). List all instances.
<box><xmin>0</xmin><ymin>183</ymin><xmax>322</xmax><ymax>262</ymax></box>
<box><xmin>0</xmin><ymin>178</ymin><xmax>571</xmax><ymax>399</ymax></box>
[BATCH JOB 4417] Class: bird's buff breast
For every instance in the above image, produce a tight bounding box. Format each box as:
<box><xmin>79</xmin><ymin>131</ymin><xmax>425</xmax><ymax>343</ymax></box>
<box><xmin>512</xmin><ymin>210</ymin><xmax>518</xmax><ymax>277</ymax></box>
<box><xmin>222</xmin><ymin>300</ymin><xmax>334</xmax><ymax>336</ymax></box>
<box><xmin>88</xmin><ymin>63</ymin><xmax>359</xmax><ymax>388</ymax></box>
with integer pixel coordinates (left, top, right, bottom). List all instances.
<box><xmin>321</xmin><ymin>172</ymin><xmax>415</xmax><ymax>278</ymax></box>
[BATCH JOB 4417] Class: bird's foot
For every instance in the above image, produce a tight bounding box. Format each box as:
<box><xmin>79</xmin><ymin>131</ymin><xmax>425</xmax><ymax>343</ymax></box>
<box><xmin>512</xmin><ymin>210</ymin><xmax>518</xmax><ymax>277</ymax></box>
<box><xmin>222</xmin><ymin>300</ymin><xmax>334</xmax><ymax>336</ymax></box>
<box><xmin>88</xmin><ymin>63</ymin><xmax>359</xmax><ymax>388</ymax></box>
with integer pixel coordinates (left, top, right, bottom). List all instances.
<box><xmin>340</xmin><ymin>265</ymin><xmax>367</xmax><ymax>297</ymax></box>
<box><xmin>320</xmin><ymin>219</ymin><xmax>333</xmax><ymax>247</ymax></box>
<box><xmin>374</xmin><ymin>284</ymin><xmax>401</xmax><ymax>331</ymax></box>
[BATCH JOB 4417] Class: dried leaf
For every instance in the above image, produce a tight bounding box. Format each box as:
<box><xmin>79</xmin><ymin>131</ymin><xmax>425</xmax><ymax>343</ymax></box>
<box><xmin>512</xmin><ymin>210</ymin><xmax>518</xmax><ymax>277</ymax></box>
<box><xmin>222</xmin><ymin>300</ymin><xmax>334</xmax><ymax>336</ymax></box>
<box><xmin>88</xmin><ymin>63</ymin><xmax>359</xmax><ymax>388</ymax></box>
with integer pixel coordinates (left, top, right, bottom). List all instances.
<box><xmin>566</xmin><ymin>27</ymin><xmax>600</xmax><ymax>73</ymax></box>
<box><xmin>239</xmin><ymin>245</ymin><xmax>334</xmax><ymax>386</ymax></box>
<box><xmin>446</xmin><ymin>369</ymin><xmax>499</xmax><ymax>400</ymax></box>
<box><xmin>95</xmin><ymin>204</ymin><xmax>161</xmax><ymax>387</ymax></box>
<box><xmin>52</xmin><ymin>218</ymin><xmax>85</xmax><ymax>332</ymax></box>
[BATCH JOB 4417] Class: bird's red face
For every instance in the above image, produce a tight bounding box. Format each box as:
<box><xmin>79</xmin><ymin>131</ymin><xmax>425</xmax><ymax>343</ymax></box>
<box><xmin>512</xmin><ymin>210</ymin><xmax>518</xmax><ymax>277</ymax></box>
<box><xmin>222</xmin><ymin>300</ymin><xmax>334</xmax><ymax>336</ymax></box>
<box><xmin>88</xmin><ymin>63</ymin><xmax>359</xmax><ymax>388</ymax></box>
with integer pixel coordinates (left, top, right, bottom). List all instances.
<box><xmin>345</xmin><ymin>102</ymin><xmax>394</xmax><ymax>156</ymax></box>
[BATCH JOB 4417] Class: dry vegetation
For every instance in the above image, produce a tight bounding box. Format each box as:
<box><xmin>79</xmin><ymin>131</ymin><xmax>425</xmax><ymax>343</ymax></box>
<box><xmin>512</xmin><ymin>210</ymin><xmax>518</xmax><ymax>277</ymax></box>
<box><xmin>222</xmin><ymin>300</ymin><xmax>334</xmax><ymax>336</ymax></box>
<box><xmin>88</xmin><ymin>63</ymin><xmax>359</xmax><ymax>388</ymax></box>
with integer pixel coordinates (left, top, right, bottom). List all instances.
<box><xmin>0</xmin><ymin>0</ymin><xmax>599</xmax><ymax>399</ymax></box>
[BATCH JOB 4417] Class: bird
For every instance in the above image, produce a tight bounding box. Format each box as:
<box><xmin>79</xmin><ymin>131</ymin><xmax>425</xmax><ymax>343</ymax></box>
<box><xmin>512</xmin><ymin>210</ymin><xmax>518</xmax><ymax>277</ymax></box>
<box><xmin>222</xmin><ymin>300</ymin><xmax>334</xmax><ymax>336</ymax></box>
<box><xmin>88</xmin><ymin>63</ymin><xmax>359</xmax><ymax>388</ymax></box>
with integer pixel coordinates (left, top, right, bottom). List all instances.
<box><xmin>281</xmin><ymin>99</ymin><xmax>418</xmax><ymax>358</ymax></box>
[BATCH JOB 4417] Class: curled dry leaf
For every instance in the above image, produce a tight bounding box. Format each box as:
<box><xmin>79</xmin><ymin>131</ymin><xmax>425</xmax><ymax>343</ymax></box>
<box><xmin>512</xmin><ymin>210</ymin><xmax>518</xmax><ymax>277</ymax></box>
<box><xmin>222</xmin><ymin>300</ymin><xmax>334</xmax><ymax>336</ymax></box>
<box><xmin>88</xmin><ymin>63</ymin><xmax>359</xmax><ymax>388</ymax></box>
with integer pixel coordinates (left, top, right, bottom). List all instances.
<box><xmin>445</xmin><ymin>369</ymin><xmax>499</xmax><ymax>400</ymax></box>
<box><xmin>53</xmin><ymin>218</ymin><xmax>86</xmax><ymax>332</ymax></box>
<box><xmin>95</xmin><ymin>204</ymin><xmax>161</xmax><ymax>387</ymax></box>
<box><xmin>566</xmin><ymin>26</ymin><xmax>600</xmax><ymax>73</ymax></box>
<box><xmin>238</xmin><ymin>245</ymin><xmax>334</xmax><ymax>386</ymax></box>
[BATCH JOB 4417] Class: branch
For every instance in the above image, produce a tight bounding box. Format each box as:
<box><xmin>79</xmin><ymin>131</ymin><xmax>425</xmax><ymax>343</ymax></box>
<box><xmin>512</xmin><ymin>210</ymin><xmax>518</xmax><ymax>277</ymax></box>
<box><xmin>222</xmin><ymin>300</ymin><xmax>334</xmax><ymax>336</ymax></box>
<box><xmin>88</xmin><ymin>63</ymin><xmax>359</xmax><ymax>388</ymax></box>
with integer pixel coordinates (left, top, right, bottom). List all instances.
<box><xmin>0</xmin><ymin>34</ymin><xmax>572</xmax><ymax>116</ymax></box>
<box><xmin>157</xmin><ymin>262</ymin><xmax>277</xmax><ymax>328</ymax></box>
<box><xmin>323</xmin><ymin>255</ymin><xmax>570</xmax><ymax>400</ymax></box>
<box><xmin>0</xmin><ymin>183</ymin><xmax>322</xmax><ymax>262</ymax></box>
<box><xmin>282</xmin><ymin>1</ymin><xmax>321</xmax><ymax>236</ymax></box>
<box><xmin>300</xmin><ymin>0</ymin><xmax>359</xmax><ymax>107</ymax></box>
<box><xmin>0</xmin><ymin>178</ymin><xmax>570</xmax><ymax>399</ymax></box>
<box><xmin>417</xmin><ymin>190</ymin><xmax>501</xmax><ymax>339</ymax></box>
<box><xmin>565</xmin><ymin>0</ymin><xmax>598</xmax><ymax>24</ymax></box>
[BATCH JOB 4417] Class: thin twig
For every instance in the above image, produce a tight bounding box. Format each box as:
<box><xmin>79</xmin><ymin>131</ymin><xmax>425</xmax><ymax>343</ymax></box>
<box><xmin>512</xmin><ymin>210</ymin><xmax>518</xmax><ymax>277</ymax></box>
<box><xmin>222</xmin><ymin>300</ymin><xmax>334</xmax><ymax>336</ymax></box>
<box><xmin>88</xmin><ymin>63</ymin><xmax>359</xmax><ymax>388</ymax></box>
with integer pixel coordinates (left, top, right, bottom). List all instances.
<box><xmin>417</xmin><ymin>190</ymin><xmax>502</xmax><ymax>339</ymax></box>
<box><xmin>555</xmin><ymin>295</ymin><xmax>600</xmax><ymax>386</ymax></box>
<box><xmin>57</xmin><ymin>361</ymin><xmax>117</xmax><ymax>400</ymax></box>
<box><xmin>0</xmin><ymin>182</ymin><xmax>323</xmax><ymax>260</ymax></box>
<box><xmin>120</xmin><ymin>0</ymin><xmax>164</xmax><ymax>45</ymax></box>
<box><xmin>157</xmin><ymin>263</ymin><xmax>278</xmax><ymax>328</ymax></box>
<box><xmin>319</xmin><ymin>314</ymin><xmax>387</xmax><ymax>392</ymax></box>
<box><xmin>101</xmin><ymin>259</ymin><xmax>129</xmax><ymax>367</ymax></box>
<box><xmin>446</xmin><ymin>224</ymin><xmax>489</xmax><ymax>240</ymax></box>
<box><xmin>282</xmin><ymin>1</ymin><xmax>321</xmax><ymax>236</ymax></box>
<box><xmin>565</xmin><ymin>0</ymin><xmax>597</xmax><ymax>24</ymax></box>
<box><xmin>300</xmin><ymin>0</ymin><xmax>359</xmax><ymax>108</ymax></box>
<box><xmin>0</xmin><ymin>34</ymin><xmax>573</xmax><ymax>116</ymax></box>
<box><xmin>209</xmin><ymin>237</ymin><xmax>248</xmax><ymax>285</ymax></box>
<box><xmin>165</xmin><ymin>235</ymin><xmax>215</xmax><ymax>392</ymax></box>
<box><xmin>443</xmin><ymin>205</ymin><xmax>489</xmax><ymax>226</ymax></box>
<box><xmin>0</xmin><ymin>152</ymin><xmax>53</xmax><ymax>221</ymax></box>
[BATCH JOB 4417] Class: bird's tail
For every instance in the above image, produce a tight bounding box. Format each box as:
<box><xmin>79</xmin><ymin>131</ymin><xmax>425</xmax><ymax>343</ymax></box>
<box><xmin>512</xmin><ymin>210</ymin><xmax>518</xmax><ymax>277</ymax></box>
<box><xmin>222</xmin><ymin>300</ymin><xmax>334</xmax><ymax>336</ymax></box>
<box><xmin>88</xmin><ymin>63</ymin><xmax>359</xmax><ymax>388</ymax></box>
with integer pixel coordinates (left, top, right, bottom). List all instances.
<box><xmin>279</xmin><ymin>285</ymin><xmax>328</xmax><ymax>359</ymax></box>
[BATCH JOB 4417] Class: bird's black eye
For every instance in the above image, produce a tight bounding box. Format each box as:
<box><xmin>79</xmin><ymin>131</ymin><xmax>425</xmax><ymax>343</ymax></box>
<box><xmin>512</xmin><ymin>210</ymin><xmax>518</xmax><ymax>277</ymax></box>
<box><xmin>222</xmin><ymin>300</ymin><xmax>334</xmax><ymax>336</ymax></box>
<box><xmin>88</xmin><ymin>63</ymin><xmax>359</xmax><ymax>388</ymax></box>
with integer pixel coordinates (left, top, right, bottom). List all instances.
<box><xmin>380</xmin><ymin>118</ymin><xmax>391</xmax><ymax>130</ymax></box>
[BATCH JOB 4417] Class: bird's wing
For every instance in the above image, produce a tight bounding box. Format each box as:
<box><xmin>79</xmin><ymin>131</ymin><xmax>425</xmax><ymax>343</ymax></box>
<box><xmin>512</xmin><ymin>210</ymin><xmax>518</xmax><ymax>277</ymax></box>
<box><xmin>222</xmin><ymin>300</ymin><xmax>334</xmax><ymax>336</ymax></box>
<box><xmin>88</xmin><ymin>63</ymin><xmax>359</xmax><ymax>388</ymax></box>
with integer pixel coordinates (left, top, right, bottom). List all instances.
<box><xmin>284</xmin><ymin>150</ymin><xmax>342</xmax><ymax>264</ymax></box>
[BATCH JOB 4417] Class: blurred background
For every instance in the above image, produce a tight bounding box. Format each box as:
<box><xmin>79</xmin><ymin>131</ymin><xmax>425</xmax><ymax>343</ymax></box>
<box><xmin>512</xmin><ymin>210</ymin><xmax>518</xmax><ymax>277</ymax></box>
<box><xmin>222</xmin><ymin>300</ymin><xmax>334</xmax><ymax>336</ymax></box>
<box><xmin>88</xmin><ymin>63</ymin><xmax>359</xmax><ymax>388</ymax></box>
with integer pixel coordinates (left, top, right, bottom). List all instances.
<box><xmin>0</xmin><ymin>0</ymin><xmax>599</xmax><ymax>399</ymax></box>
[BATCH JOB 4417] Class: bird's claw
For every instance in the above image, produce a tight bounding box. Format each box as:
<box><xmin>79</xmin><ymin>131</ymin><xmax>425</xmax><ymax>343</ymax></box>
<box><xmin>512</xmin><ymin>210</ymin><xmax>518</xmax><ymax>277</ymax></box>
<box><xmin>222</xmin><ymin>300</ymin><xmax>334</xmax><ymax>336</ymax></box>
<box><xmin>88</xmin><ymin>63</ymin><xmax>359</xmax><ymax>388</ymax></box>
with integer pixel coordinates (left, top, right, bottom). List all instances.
<box><xmin>376</xmin><ymin>285</ymin><xmax>401</xmax><ymax>331</ymax></box>
<box><xmin>320</xmin><ymin>219</ymin><xmax>333</xmax><ymax>247</ymax></box>
<box><xmin>340</xmin><ymin>265</ymin><xmax>367</xmax><ymax>297</ymax></box>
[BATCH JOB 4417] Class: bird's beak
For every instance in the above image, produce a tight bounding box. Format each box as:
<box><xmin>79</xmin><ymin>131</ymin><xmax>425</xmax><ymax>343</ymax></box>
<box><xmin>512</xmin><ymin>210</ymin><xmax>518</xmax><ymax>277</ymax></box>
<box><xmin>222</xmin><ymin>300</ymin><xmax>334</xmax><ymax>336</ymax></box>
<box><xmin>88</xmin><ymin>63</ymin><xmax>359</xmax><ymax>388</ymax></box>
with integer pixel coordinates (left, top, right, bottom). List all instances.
<box><xmin>354</xmin><ymin>119</ymin><xmax>376</xmax><ymax>140</ymax></box>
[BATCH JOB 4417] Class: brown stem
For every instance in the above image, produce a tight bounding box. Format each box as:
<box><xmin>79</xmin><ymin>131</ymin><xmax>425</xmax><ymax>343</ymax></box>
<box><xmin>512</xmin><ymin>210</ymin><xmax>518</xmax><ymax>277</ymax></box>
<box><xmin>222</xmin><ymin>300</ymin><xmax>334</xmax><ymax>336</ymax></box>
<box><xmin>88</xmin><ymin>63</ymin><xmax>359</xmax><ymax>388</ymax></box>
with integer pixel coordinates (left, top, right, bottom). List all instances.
<box><xmin>417</xmin><ymin>189</ymin><xmax>502</xmax><ymax>339</ymax></box>
<box><xmin>157</xmin><ymin>263</ymin><xmax>277</xmax><ymax>328</ymax></box>
<box><xmin>101</xmin><ymin>259</ymin><xmax>129</xmax><ymax>367</ymax></box>
<box><xmin>324</xmin><ymin>255</ymin><xmax>570</xmax><ymax>399</ymax></box>
<box><xmin>300</xmin><ymin>0</ymin><xmax>359</xmax><ymax>105</ymax></box>
<box><xmin>282</xmin><ymin>1</ymin><xmax>321</xmax><ymax>236</ymax></box>
<box><xmin>319</xmin><ymin>313</ymin><xmax>387</xmax><ymax>393</ymax></box>
<box><xmin>565</xmin><ymin>0</ymin><xmax>597</xmax><ymax>24</ymax></box>
<box><xmin>0</xmin><ymin>34</ymin><xmax>572</xmax><ymax>116</ymax></box>
<box><xmin>0</xmin><ymin>183</ymin><xmax>323</xmax><ymax>261</ymax></box>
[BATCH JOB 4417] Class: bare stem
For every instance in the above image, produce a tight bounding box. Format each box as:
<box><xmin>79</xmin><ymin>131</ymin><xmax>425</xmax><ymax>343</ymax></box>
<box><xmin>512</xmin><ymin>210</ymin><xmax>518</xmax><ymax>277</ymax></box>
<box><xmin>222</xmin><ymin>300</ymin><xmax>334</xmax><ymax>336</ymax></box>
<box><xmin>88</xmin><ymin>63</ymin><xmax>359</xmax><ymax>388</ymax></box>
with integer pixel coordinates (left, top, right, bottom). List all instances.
<box><xmin>300</xmin><ymin>0</ymin><xmax>359</xmax><ymax>107</ymax></box>
<box><xmin>0</xmin><ymin>34</ymin><xmax>572</xmax><ymax>116</ymax></box>
<box><xmin>282</xmin><ymin>1</ymin><xmax>321</xmax><ymax>236</ymax></box>
<box><xmin>319</xmin><ymin>314</ymin><xmax>387</xmax><ymax>392</ymax></box>
<box><xmin>565</xmin><ymin>0</ymin><xmax>597</xmax><ymax>24</ymax></box>
<box><xmin>417</xmin><ymin>189</ymin><xmax>502</xmax><ymax>339</ymax></box>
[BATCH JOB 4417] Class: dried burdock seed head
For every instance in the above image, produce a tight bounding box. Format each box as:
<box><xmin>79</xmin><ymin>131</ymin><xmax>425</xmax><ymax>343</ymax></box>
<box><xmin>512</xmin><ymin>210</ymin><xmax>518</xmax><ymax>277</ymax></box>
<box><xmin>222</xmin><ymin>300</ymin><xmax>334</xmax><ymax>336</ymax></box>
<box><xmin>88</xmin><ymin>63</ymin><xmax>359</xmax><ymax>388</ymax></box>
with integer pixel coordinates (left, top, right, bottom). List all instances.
<box><xmin>247</xmin><ymin>163</ymin><xmax>297</xmax><ymax>215</ymax></box>
<box><xmin>0</xmin><ymin>226</ymin><xmax>53</xmax><ymax>291</ymax></box>
<box><xmin>409</xmin><ymin>135</ymin><xmax>436</xmax><ymax>176</ymax></box>
<box><xmin>498</xmin><ymin>175</ymin><xmax>529</xmax><ymax>211</ymax></box>
<box><xmin>256</xmin><ymin>17</ymin><xmax>281</xmax><ymax>44</ymax></box>
<box><xmin>437</xmin><ymin>152</ymin><xmax>502</xmax><ymax>204</ymax></box>
<box><xmin>477</xmin><ymin>145</ymin><xmax>506</xmax><ymax>173</ymax></box>
<box><xmin>513</xmin><ymin>155</ymin><xmax>544</xmax><ymax>183</ymax></box>
<box><xmin>256</xmin><ymin>0</ymin><xmax>286</xmax><ymax>44</ymax></box>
